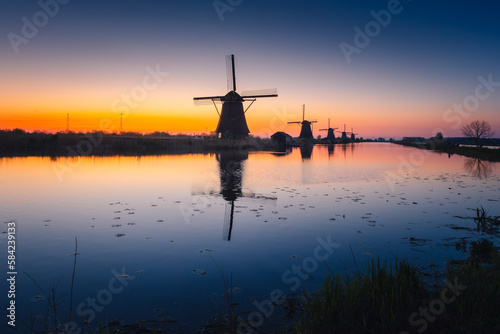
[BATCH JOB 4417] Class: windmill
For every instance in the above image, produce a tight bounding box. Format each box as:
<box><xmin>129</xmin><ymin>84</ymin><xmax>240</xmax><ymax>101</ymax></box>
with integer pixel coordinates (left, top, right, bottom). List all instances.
<box><xmin>350</xmin><ymin>128</ymin><xmax>359</xmax><ymax>141</ymax></box>
<box><xmin>287</xmin><ymin>104</ymin><xmax>317</xmax><ymax>139</ymax></box>
<box><xmin>193</xmin><ymin>55</ymin><xmax>278</xmax><ymax>139</ymax></box>
<box><xmin>319</xmin><ymin>118</ymin><xmax>338</xmax><ymax>141</ymax></box>
<box><xmin>339</xmin><ymin>124</ymin><xmax>349</xmax><ymax>140</ymax></box>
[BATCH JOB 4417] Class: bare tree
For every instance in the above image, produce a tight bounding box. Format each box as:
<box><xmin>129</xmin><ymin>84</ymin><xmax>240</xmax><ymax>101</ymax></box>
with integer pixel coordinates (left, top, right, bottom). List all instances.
<box><xmin>461</xmin><ymin>120</ymin><xmax>495</xmax><ymax>148</ymax></box>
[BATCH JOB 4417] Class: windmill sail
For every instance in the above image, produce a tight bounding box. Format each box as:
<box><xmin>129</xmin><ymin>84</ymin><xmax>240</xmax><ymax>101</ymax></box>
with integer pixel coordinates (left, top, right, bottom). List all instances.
<box><xmin>241</xmin><ymin>88</ymin><xmax>278</xmax><ymax>99</ymax></box>
<box><xmin>226</xmin><ymin>55</ymin><xmax>236</xmax><ymax>92</ymax></box>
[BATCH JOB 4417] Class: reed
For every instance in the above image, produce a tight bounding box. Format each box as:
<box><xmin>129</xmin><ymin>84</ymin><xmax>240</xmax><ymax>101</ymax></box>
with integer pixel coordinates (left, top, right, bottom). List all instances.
<box><xmin>294</xmin><ymin>258</ymin><xmax>427</xmax><ymax>333</ymax></box>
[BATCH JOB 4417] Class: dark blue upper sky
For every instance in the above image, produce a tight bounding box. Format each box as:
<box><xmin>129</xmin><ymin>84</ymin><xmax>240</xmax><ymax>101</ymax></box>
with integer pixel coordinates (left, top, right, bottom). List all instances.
<box><xmin>1</xmin><ymin>0</ymin><xmax>499</xmax><ymax>136</ymax></box>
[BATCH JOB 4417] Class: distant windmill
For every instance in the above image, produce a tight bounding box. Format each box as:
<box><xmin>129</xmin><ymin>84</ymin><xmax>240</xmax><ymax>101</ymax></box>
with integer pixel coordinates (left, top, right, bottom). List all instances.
<box><xmin>288</xmin><ymin>104</ymin><xmax>317</xmax><ymax>139</ymax></box>
<box><xmin>193</xmin><ymin>55</ymin><xmax>278</xmax><ymax>139</ymax></box>
<box><xmin>319</xmin><ymin>118</ymin><xmax>338</xmax><ymax>141</ymax></box>
<box><xmin>339</xmin><ymin>124</ymin><xmax>348</xmax><ymax>140</ymax></box>
<box><xmin>350</xmin><ymin>128</ymin><xmax>359</xmax><ymax>141</ymax></box>
<box><xmin>66</xmin><ymin>113</ymin><xmax>69</xmax><ymax>132</ymax></box>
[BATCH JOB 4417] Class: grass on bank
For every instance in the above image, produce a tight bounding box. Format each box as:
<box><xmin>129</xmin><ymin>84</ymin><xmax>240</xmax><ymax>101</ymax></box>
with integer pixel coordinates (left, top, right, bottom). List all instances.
<box><xmin>294</xmin><ymin>207</ymin><xmax>500</xmax><ymax>334</ymax></box>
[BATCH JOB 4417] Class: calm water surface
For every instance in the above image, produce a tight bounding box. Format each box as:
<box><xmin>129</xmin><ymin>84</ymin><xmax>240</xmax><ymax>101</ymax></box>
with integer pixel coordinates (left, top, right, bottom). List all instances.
<box><xmin>1</xmin><ymin>143</ymin><xmax>499</xmax><ymax>331</ymax></box>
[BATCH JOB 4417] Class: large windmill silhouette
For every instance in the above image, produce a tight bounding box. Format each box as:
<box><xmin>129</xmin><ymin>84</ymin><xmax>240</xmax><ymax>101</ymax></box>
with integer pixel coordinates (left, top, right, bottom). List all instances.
<box><xmin>194</xmin><ymin>55</ymin><xmax>278</xmax><ymax>139</ymax></box>
<box><xmin>288</xmin><ymin>105</ymin><xmax>317</xmax><ymax>139</ymax></box>
<box><xmin>320</xmin><ymin>118</ymin><xmax>338</xmax><ymax>141</ymax></box>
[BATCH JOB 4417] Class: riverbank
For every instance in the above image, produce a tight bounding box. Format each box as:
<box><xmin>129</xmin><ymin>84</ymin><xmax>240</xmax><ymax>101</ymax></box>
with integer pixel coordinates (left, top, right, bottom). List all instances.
<box><xmin>0</xmin><ymin>130</ymin><xmax>279</xmax><ymax>157</ymax></box>
<box><xmin>393</xmin><ymin>141</ymin><xmax>500</xmax><ymax>162</ymax></box>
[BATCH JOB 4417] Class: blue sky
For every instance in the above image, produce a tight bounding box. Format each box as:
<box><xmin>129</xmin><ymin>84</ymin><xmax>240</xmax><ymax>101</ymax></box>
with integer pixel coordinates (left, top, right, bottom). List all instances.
<box><xmin>1</xmin><ymin>0</ymin><xmax>499</xmax><ymax>137</ymax></box>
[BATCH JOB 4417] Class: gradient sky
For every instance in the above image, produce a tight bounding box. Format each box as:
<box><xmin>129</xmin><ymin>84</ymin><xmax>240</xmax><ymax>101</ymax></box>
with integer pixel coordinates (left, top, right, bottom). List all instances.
<box><xmin>1</xmin><ymin>0</ymin><xmax>499</xmax><ymax>138</ymax></box>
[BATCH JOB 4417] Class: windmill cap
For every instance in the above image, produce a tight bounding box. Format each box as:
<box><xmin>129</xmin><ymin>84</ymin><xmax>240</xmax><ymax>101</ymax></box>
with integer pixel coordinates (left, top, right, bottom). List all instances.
<box><xmin>223</xmin><ymin>91</ymin><xmax>243</xmax><ymax>101</ymax></box>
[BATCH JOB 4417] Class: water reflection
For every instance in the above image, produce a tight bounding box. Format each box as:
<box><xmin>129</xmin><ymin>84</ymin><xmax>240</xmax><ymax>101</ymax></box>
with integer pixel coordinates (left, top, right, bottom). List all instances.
<box><xmin>340</xmin><ymin>143</ymin><xmax>355</xmax><ymax>159</ymax></box>
<box><xmin>271</xmin><ymin>148</ymin><xmax>292</xmax><ymax>157</ymax></box>
<box><xmin>463</xmin><ymin>158</ymin><xmax>493</xmax><ymax>179</ymax></box>
<box><xmin>218</xmin><ymin>151</ymin><xmax>247</xmax><ymax>240</ymax></box>
<box><xmin>217</xmin><ymin>151</ymin><xmax>278</xmax><ymax>240</ymax></box>
<box><xmin>300</xmin><ymin>142</ymin><xmax>313</xmax><ymax>159</ymax></box>
<box><xmin>328</xmin><ymin>143</ymin><xmax>334</xmax><ymax>157</ymax></box>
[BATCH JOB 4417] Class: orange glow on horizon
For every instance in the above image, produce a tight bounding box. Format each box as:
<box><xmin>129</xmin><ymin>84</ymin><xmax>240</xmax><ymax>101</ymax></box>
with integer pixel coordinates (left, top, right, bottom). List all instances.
<box><xmin>1</xmin><ymin>102</ymin><xmax>499</xmax><ymax>139</ymax></box>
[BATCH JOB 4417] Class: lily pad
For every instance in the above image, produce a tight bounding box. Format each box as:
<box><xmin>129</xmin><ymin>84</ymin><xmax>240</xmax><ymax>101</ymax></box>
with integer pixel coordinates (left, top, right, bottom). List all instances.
<box><xmin>192</xmin><ymin>269</ymin><xmax>207</xmax><ymax>275</ymax></box>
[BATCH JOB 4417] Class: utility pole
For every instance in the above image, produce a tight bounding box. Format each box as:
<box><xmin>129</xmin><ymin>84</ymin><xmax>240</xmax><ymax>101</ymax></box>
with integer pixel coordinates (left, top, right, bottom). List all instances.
<box><xmin>119</xmin><ymin>113</ymin><xmax>123</xmax><ymax>134</ymax></box>
<box><xmin>66</xmin><ymin>113</ymin><xmax>69</xmax><ymax>132</ymax></box>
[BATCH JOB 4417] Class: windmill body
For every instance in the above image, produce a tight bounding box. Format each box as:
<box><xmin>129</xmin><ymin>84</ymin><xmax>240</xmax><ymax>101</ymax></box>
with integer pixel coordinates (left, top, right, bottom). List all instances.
<box><xmin>194</xmin><ymin>55</ymin><xmax>277</xmax><ymax>139</ymax></box>
<box><xmin>299</xmin><ymin>121</ymin><xmax>314</xmax><ymax>139</ymax></box>
<box><xmin>215</xmin><ymin>91</ymin><xmax>249</xmax><ymax>138</ymax></box>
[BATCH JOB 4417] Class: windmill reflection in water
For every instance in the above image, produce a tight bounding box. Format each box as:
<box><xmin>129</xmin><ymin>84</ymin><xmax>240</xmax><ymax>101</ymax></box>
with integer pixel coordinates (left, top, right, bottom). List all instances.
<box><xmin>193</xmin><ymin>151</ymin><xmax>276</xmax><ymax>241</ymax></box>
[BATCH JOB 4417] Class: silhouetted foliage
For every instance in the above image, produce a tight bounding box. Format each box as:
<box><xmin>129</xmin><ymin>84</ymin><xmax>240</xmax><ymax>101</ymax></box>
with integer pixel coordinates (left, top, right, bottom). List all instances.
<box><xmin>462</xmin><ymin>120</ymin><xmax>495</xmax><ymax>148</ymax></box>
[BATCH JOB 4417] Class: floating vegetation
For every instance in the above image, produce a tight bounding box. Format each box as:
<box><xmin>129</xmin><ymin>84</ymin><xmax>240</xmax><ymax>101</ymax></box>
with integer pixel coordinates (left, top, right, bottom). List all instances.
<box><xmin>115</xmin><ymin>233</ymin><xmax>125</xmax><ymax>237</ymax></box>
<box><xmin>192</xmin><ymin>269</ymin><xmax>207</xmax><ymax>275</ymax></box>
<box><xmin>116</xmin><ymin>274</ymin><xmax>129</xmax><ymax>278</ymax></box>
<box><xmin>454</xmin><ymin>206</ymin><xmax>500</xmax><ymax>234</ymax></box>
<box><xmin>474</xmin><ymin>206</ymin><xmax>500</xmax><ymax>232</ymax></box>
<box><xmin>111</xmin><ymin>224</ymin><xmax>122</xmax><ymax>227</ymax></box>
<box><xmin>227</xmin><ymin>287</ymin><xmax>241</xmax><ymax>294</ymax></box>
<box><xmin>31</xmin><ymin>295</ymin><xmax>46</xmax><ymax>302</ymax></box>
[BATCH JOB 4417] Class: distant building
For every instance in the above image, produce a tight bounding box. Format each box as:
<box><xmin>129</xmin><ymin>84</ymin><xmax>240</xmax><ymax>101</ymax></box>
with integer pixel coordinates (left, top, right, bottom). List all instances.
<box><xmin>271</xmin><ymin>131</ymin><xmax>293</xmax><ymax>147</ymax></box>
